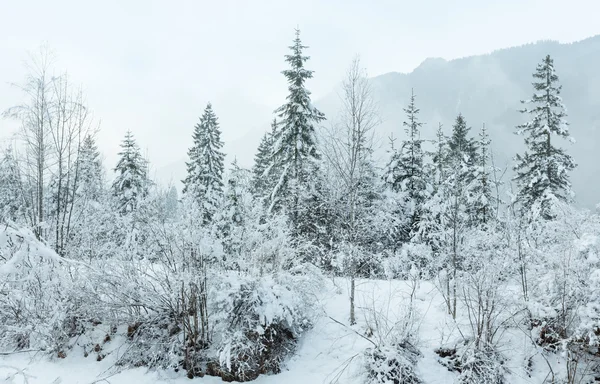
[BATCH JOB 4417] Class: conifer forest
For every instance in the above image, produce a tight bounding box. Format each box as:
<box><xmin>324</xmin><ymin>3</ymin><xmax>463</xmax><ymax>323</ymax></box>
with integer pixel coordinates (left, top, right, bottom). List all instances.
<box><xmin>1</xmin><ymin>12</ymin><xmax>600</xmax><ymax>384</ymax></box>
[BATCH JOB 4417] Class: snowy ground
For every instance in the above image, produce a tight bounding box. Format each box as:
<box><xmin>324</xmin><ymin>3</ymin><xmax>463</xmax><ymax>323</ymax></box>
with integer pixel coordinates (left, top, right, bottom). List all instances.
<box><xmin>0</xmin><ymin>278</ymin><xmax>564</xmax><ymax>383</ymax></box>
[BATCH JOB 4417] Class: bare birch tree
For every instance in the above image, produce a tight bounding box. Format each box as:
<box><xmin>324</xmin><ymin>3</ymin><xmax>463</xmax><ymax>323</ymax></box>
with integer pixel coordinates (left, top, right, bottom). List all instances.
<box><xmin>322</xmin><ymin>56</ymin><xmax>379</xmax><ymax>325</ymax></box>
<box><xmin>3</xmin><ymin>48</ymin><xmax>55</xmax><ymax>239</ymax></box>
<box><xmin>4</xmin><ymin>46</ymin><xmax>95</xmax><ymax>252</ymax></box>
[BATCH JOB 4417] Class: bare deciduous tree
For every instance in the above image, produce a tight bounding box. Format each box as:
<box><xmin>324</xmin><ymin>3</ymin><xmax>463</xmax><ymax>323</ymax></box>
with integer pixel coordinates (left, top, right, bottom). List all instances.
<box><xmin>4</xmin><ymin>46</ymin><xmax>95</xmax><ymax>253</ymax></box>
<box><xmin>322</xmin><ymin>56</ymin><xmax>379</xmax><ymax>325</ymax></box>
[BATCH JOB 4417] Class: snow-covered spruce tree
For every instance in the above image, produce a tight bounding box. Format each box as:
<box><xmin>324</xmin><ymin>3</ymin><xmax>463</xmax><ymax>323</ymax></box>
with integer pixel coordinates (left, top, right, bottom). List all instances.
<box><xmin>77</xmin><ymin>134</ymin><xmax>104</xmax><ymax>203</ymax></box>
<box><xmin>471</xmin><ymin>124</ymin><xmax>501</xmax><ymax>227</ymax></box>
<box><xmin>383</xmin><ymin>136</ymin><xmax>412</xmax><ymax>247</ymax></box>
<box><xmin>267</xmin><ymin>29</ymin><xmax>327</xmax><ymax>241</ymax></box>
<box><xmin>430</xmin><ymin>123</ymin><xmax>448</xmax><ymax>194</ymax></box>
<box><xmin>164</xmin><ymin>185</ymin><xmax>179</xmax><ymax>221</ymax></box>
<box><xmin>65</xmin><ymin>134</ymin><xmax>111</xmax><ymax>260</ymax></box>
<box><xmin>416</xmin><ymin>114</ymin><xmax>478</xmax><ymax>318</ymax></box>
<box><xmin>0</xmin><ymin>149</ymin><xmax>27</xmax><ymax>223</ymax></box>
<box><xmin>220</xmin><ymin>159</ymin><xmax>253</xmax><ymax>258</ymax></box>
<box><xmin>182</xmin><ymin>103</ymin><xmax>225</xmax><ymax>224</ymax></box>
<box><xmin>112</xmin><ymin>130</ymin><xmax>148</xmax><ymax>214</ymax></box>
<box><xmin>397</xmin><ymin>90</ymin><xmax>429</xmax><ymax>234</ymax></box>
<box><xmin>513</xmin><ymin>55</ymin><xmax>576</xmax><ymax>220</ymax></box>
<box><xmin>447</xmin><ymin>114</ymin><xmax>478</xmax><ymax>180</ymax></box>
<box><xmin>251</xmin><ymin>118</ymin><xmax>277</xmax><ymax>200</ymax></box>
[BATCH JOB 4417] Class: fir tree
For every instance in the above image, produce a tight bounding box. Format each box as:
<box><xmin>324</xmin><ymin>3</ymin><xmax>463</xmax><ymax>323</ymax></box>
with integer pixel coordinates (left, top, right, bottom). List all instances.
<box><xmin>383</xmin><ymin>134</ymin><xmax>411</xmax><ymax>244</ymax></box>
<box><xmin>164</xmin><ymin>185</ymin><xmax>179</xmax><ymax>220</ymax></box>
<box><xmin>431</xmin><ymin>123</ymin><xmax>448</xmax><ymax>193</ymax></box>
<box><xmin>112</xmin><ymin>131</ymin><xmax>148</xmax><ymax>214</ymax></box>
<box><xmin>383</xmin><ymin>134</ymin><xmax>403</xmax><ymax>193</ymax></box>
<box><xmin>513</xmin><ymin>55</ymin><xmax>576</xmax><ymax>219</ymax></box>
<box><xmin>472</xmin><ymin>124</ymin><xmax>499</xmax><ymax>226</ymax></box>
<box><xmin>221</xmin><ymin>158</ymin><xmax>253</xmax><ymax>259</ymax></box>
<box><xmin>0</xmin><ymin>149</ymin><xmax>26</xmax><ymax>223</ymax></box>
<box><xmin>447</xmin><ymin>113</ymin><xmax>478</xmax><ymax>168</ymax></box>
<box><xmin>387</xmin><ymin>90</ymin><xmax>428</xmax><ymax>234</ymax></box>
<box><xmin>446</xmin><ymin>114</ymin><xmax>479</xmax><ymax>226</ymax></box>
<box><xmin>226</xmin><ymin>158</ymin><xmax>247</xmax><ymax>227</ymax></box>
<box><xmin>252</xmin><ymin>119</ymin><xmax>277</xmax><ymax>199</ymax></box>
<box><xmin>267</xmin><ymin>28</ymin><xmax>326</xmax><ymax>236</ymax></box>
<box><xmin>78</xmin><ymin>135</ymin><xmax>104</xmax><ymax>202</ymax></box>
<box><xmin>183</xmin><ymin>103</ymin><xmax>225</xmax><ymax>223</ymax></box>
<box><xmin>399</xmin><ymin>89</ymin><xmax>428</xmax><ymax>203</ymax></box>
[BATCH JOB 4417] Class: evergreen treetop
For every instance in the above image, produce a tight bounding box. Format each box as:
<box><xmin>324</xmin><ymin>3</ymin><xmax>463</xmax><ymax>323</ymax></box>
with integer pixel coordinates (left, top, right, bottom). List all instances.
<box><xmin>268</xmin><ymin>28</ymin><xmax>326</xmax><ymax>231</ymax></box>
<box><xmin>112</xmin><ymin>130</ymin><xmax>148</xmax><ymax>214</ymax></box>
<box><xmin>513</xmin><ymin>55</ymin><xmax>576</xmax><ymax>219</ymax></box>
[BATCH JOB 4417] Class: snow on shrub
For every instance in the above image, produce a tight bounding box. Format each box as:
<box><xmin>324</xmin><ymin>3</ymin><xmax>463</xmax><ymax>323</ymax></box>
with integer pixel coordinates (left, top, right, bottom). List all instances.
<box><xmin>364</xmin><ymin>342</ymin><xmax>423</xmax><ymax>384</ymax></box>
<box><xmin>456</xmin><ymin>342</ymin><xmax>505</xmax><ymax>384</ymax></box>
<box><xmin>384</xmin><ymin>243</ymin><xmax>433</xmax><ymax>280</ymax></box>
<box><xmin>0</xmin><ymin>222</ymin><xmax>94</xmax><ymax>354</ymax></box>
<box><xmin>436</xmin><ymin>340</ymin><xmax>505</xmax><ymax>383</ymax></box>
<box><xmin>212</xmin><ymin>265</ymin><xmax>324</xmax><ymax>381</ymax></box>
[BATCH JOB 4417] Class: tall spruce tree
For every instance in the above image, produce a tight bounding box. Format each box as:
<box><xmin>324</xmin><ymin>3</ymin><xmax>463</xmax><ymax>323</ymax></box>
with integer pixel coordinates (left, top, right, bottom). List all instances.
<box><xmin>0</xmin><ymin>149</ymin><xmax>25</xmax><ymax>223</ymax></box>
<box><xmin>400</xmin><ymin>90</ymin><xmax>427</xmax><ymax>201</ymax></box>
<box><xmin>383</xmin><ymin>134</ymin><xmax>411</xmax><ymax>245</ymax></box>
<box><xmin>78</xmin><ymin>135</ymin><xmax>104</xmax><ymax>202</ymax></box>
<box><xmin>447</xmin><ymin>114</ymin><xmax>478</xmax><ymax>168</ymax></box>
<box><xmin>252</xmin><ymin>118</ymin><xmax>277</xmax><ymax>199</ymax></box>
<box><xmin>183</xmin><ymin>103</ymin><xmax>225</xmax><ymax>223</ymax></box>
<box><xmin>388</xmin><ymin>90</ymin><xmax>428</xmax><ymax>233</ymax></box>
<box><xmin>112</xmin><ymin>131</ymin><xmax>148</xmax><ymax>214</ymax></box>
<box><xmin>513</xmin><ymin>55</ymin><xmax>575</xmax><ymax>219</ymax></box>
<box><xmin>447</xmin><ymin>114</ymin><xmax>479</xmax><ymax>225</ymax></box>
<box><xmin>267</xmin><ymin>28</ymin><xmax>326</xmax><ymax>236</ymax></box>
<box><xmin>383</xmin><ymin>134</ymin><xmax>403</xmax><ymax>193</ymax></box>
<box><xmin>431</xmin><ymin>123</ymin><xmax>448</xmax><ymax>193</ymax></box>
<box><xmin>471</xmin><ymin>124</ymin><xmax>499</xmax><ymax>226</ymax></box>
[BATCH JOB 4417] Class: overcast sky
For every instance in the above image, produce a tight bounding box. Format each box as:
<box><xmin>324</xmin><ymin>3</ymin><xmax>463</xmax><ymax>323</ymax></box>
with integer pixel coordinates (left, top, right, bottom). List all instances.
<box><xmin>0</xmin><ymin>0</ymin><xmax>598</xmax><ymax>179</ymax></box>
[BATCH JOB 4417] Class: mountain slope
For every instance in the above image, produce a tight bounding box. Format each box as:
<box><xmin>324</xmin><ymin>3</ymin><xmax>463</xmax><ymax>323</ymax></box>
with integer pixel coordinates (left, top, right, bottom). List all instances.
<box><xmin>318</xmin><ymin>35</ymin><xmax>600</xmax><ymax>208</ymax></box>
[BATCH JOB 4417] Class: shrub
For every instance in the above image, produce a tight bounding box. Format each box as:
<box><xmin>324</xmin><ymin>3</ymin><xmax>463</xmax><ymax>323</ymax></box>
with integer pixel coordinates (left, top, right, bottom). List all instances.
<box><xmin>365</xmin><ymin>342</ymin><xmax>423</xmax><ymax>384</ymax></box>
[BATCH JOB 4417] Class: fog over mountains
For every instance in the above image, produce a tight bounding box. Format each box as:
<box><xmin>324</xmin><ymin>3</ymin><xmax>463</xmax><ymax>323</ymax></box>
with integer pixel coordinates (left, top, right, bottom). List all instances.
<box><xmin>159</xmin><ymin>35</ymin><xmax>600</xmax><ymax>208</ymax></box>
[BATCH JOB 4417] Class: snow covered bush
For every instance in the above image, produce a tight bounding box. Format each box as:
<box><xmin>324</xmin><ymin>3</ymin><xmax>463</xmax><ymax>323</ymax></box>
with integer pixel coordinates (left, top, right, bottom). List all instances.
<box><xmin>383</xmin><ymin>242</ymin><xmax>433</xmax><ymax>280</ymax></box>
<box><xmin>360</xmin><ymin>280</ymin><xmax>424</xmax><ymax>384</ymax></box>
<box><xmin>365</xmin><ymin>342</ymin><xmax>423</xmax><ymax>384</ymax></box>
<box><xmin>456</xmin><ymin>341</ymin><xmax>505</xmax><ymax>384</ymax></box>
<box><xmin>212</xmin><ymin>266</ymin><xmax>324</xmax><ymax>381</ymax></box>
<box><xmin>0</xmin><ymin>222</ymin><xmax>97</xmax><ymax>354</ymax></box>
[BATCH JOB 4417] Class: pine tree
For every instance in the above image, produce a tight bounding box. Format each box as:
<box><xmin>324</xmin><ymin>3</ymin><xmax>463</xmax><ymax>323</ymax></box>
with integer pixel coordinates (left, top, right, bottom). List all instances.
<box><xmin>449</xmin><ymin>114</ymin><xmax>480</xmax><ymax>222</ymax></box>
<box><xmin>112</xmin><ymin>131</ymin><xmax>148</xmax><ymax>214</ymax></box>
<box><xmin>471</xmin><ymin>124</ymin><xmax>499</xmax><ymax>226</ymax></box>
<box><xmin>383</xmin><ymin>134</ymin><xmax>411</xmax><ymax>245</ymax></box>
<box><xmin>431</xmin><ymin>123</ymin><xmax>448</xmax><ymax>193</ymax></box>
<box><xmin>164</xmin><ymin>185</ymin><xmax>179</xmax><ymax>220</ymax></box>
<box><xmin>252</xmin><ymin>119</ymin><xmax>277</xmax><ymax>199</ymax></box>
<box><xmin>513</xmin><ymin>55</ymin><xmax>576</xmax><ymax>219</ymax></box>
<box><xmin>78</xmin><ymin>135</ymin><xmax>104</xmax><ymax>202</ymax></box>
<box><xmin>0</xmin><ymin>149</ymin><xmax>26</xmax><ymax>223</ymax></box>
<box><xmin>267</xmin><ymin>28</ymin><xmax>326</xmax><ymax>235</ymax></box>
<box><xmin>182</xmin><ymin>103</ymin><xmax>225</xmax><ymax>223</ymax></box>
<box><xmin>220</xmin><ymin>158</ymin><xmax>254</xmax><ymax>259</ymax></box>
<box><xmin>447</xmin><ymin>114</ymin><xmax>478</xmax><ymax>168</ymax></box>
<box><xmin>383</xmin><ymin>134</ymin><xmax>403</xmax><ymax>193</ymax></box>
<box><xmin>387</xmin><ymin>90</ymin><xmax>428</xmax><ymax>233</ymax></box>
<box><xmin>226</xmin><ymin>158</ymin><xmax>247</xmax><ymax>227</ymax></box>
<box><xmin>400</xmin><ymin>90</ymin><xmax>427</xmax><ymax>202</ymax></box>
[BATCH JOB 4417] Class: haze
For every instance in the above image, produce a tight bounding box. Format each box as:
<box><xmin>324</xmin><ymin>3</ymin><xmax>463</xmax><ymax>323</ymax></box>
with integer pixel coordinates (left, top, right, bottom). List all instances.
<box><xmin>0</xmin><ymin>0</ymin><xmax>598</xmax><ymax>183</ymax></box>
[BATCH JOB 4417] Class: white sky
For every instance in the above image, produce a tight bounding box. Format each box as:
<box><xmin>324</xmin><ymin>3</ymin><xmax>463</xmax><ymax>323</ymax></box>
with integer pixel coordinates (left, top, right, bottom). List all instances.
<box><xmin>0</xmin><ymin>0</ymin><xmax>599</xmax><ymax>177</ymax></box>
